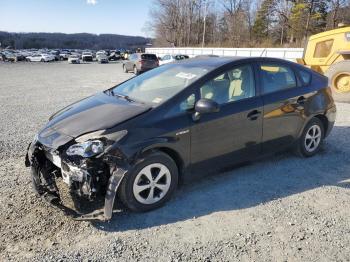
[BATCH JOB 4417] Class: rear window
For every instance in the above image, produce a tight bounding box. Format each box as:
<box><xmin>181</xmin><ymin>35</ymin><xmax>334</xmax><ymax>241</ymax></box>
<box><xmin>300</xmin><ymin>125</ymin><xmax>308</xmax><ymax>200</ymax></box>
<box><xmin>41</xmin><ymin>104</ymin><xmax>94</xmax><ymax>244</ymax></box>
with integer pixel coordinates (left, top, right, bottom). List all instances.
<box><xmin>299</xmin><ymin>70</ymin><xmax>312</xmax><ymax>85</ymax></box>
<box><xmin>141</xmin><ymin>54</ymin><xmax>157</xmax><ymax>60</ymax></box>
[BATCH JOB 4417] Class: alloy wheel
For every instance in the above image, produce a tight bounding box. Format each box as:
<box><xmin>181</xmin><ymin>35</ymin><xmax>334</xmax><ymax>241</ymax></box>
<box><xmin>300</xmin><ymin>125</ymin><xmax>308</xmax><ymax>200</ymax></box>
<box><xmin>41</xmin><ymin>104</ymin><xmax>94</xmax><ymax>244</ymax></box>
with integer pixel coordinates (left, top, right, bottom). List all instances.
<box><xmin>133</xmin><ymin>163</ymin><xmax>171</xmax><ymax>205</ymax></box>
<box><xmin>304</xmin><ymin>125</ymin><xmax>322</xmax><ymax>152</ymax></box>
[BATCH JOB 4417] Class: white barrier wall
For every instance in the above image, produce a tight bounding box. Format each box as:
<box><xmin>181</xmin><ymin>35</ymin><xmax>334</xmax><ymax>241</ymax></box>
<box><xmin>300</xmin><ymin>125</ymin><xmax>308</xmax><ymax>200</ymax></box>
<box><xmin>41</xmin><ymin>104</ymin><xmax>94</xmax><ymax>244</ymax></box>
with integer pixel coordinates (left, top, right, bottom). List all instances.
<box><xmin>145</xmin><ymin>47</ymin><xmax>304</xmax><ymax>61</ymax></box>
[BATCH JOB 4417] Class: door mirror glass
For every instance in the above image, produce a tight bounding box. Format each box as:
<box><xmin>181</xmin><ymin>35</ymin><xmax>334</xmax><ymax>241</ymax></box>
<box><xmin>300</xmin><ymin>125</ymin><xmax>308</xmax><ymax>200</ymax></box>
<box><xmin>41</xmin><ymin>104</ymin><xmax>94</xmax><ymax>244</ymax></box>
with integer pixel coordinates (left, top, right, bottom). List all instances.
<box><xmin>195</xmin><ymin>98</ymin><xmax>219</xmax><ymax>114</ymax></box>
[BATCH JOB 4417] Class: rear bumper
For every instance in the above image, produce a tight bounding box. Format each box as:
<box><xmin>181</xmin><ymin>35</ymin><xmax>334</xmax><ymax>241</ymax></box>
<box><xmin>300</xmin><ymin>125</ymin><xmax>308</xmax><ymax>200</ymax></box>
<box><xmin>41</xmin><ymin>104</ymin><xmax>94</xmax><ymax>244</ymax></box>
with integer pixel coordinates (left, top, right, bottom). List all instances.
<box><xmin>325</xmin><ymin>105</ymin><xmax>337</xmax><ymax>138</ymax></box>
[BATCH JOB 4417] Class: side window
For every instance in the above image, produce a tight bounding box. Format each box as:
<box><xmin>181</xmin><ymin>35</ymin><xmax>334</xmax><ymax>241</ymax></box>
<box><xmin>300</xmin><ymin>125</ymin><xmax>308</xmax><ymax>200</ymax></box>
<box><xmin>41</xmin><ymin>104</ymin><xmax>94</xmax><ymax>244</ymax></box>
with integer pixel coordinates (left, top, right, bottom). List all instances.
<box><xmin>200</xmin><ymin>64</ymin><xmax>255</xmax><ymax>105</ymax></box>
<box><xmin>179</xmin><ymin>93</ymin><xmax>195</xmax><ymax>111</ymax></box>
<box><xmin>299</xmin><ymin>70</ymin><xmax>312</xmax><ymax>85</ymax></box>
<box><xmin>260</xmin><ymin>64</ymin><xmax>297</xmax><ymax>94</ymax></box>
<box><xmin>313</xmin><ymin>39</ymin><xmax>333</xmax><ymax>58</ymax></box>
<box><xmin>166</xmin><ymin>93</ymin><xmax>195</xmax><ymax>117</ymax></box>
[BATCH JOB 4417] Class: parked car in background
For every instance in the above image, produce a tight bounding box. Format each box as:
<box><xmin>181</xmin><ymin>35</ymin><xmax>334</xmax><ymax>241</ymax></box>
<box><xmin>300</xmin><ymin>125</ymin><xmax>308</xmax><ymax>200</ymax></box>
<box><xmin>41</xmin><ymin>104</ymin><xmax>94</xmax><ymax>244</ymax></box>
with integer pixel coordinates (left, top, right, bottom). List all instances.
<box><xmin>2</xmin><ymin>52</ymin><xmax>17</xmax><ymax>62</ymax></box>
<box><xmin>82</xmin><ymin>52</ymin><xmax>93</xmax><ymax>62</ymax></box>
<box><xmin>109</xmin><ymin>51</ymin><xmax>121</xmax><ymax>61</ymax></box>
<box><xmin>159</xmin><ymin>54</ymin><xmax>189</xmax><ymax>65</ymax></box>
<box><xmin>96</xmin><ymin>50</ymin><xmax>106</xmax><ymax>60</ymax></box>
<box><xmin>59</xmin><ymin>52</ymin><xmax>70</xmax><ymax>61</ymax></box>
<box><xmin>97</xmin><ymin>53</ymin><xmax>109</xmax><ymax>63</ymax></box>
<box><xmin>123</xmin><ymin>53</ymin><xmax>159</xmax><ymax>74</ymax></box>
<box><xmin>68</xmin><ymin>54</ymin><xmax>81</xmax><ymax>64</ymax></box>
<box><xmin>25</xmin><ymin>57</ymin><xmax>336</xmax><ymax>220</ymax></box>
<box><xmin>26</xmin><ymin>53</ymin><xmax>55</xmax><ymax>62</ymax></box>
<box><xmin>50</xmin><ymin>50</ymin><xmax>60</xmax><ymax>61</ymax></box>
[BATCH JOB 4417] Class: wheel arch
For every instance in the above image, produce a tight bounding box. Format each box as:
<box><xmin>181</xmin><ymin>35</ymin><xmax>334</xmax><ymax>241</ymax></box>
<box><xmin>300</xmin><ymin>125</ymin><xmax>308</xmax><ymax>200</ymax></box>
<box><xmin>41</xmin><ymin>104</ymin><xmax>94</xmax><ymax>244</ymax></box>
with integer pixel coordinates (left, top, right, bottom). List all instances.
<box><xmin>140</xmin><ymin>146</ymin><xmax>185</xmax><ymax>184</ymax></box>
<box><xmin>297</xmin><ymin>114</ymin><xmax>329</xmax><ymax>140</ymax></box>
<box><xmin>314</xmin><ymin>114</ymin><xmax>329</xmax><ymax>137</ymax></box>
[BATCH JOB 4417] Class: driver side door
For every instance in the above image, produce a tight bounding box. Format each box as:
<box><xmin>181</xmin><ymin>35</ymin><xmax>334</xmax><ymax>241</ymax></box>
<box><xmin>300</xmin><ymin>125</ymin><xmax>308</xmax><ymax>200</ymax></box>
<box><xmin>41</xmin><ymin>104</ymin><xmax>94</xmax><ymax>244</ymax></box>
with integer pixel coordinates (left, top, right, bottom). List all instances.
<box><xmin>190</xmin><ymin>63</ymin><xmax>263</xmax><ymax>175</ymax></box>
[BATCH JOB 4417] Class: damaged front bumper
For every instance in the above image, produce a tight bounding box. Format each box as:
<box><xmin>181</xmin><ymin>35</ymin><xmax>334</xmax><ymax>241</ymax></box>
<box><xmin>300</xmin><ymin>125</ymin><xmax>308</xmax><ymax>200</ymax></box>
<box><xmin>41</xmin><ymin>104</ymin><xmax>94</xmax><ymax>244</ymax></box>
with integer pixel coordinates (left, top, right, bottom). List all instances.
<box><xmin>25</xmin><ymin>139</ymin><xmax>127</xmax><ymax>221</ymax></box>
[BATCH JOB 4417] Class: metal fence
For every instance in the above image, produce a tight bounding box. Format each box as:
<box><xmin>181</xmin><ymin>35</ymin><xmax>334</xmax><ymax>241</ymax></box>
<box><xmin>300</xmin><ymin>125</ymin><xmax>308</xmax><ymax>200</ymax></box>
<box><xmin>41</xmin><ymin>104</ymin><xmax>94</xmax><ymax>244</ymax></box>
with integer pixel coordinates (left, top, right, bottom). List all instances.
<box><xmin>145</xmin><ymin>47</ymin><xmax>304</xmax><ymax>61</ymax></box>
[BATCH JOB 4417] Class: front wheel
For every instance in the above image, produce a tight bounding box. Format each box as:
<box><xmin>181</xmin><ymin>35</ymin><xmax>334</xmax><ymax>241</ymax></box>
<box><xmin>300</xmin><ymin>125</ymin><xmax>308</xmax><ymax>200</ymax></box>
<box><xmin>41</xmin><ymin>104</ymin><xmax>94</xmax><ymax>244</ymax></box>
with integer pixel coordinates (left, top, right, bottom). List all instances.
<box><xmin>118</xmin><ymin>151</ymin><xmax>178</xmax><ymax>212</ymax></box>
<box><xmin>295</xmin><ymin>118</ymin><xmax>324</xmax><ymax>157</ymax></box>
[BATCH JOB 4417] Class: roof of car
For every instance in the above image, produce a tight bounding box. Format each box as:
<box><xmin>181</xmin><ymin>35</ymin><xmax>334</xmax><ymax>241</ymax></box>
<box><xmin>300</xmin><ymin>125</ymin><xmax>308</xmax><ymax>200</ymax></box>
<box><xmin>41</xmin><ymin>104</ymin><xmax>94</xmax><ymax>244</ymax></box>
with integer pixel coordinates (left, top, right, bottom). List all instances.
<box><xmin>173</xmin><ymin>56</ymin><xmax>297</xmax><ymax>68</ymax></box>
<box><xmin>172</xmin><ymin>56</ymin><xmax>245</xmax><ymax>68</ymax></box>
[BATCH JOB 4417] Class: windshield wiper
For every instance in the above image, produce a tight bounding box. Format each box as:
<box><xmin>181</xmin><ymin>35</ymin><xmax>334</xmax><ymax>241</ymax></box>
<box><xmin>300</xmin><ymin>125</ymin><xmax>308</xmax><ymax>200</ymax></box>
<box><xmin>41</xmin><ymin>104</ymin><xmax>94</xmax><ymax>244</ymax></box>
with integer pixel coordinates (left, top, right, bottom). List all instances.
<box><xmin>108</xmin><ymin>90</ymin><xmax>135</xmax><ymax>102</ymax></box>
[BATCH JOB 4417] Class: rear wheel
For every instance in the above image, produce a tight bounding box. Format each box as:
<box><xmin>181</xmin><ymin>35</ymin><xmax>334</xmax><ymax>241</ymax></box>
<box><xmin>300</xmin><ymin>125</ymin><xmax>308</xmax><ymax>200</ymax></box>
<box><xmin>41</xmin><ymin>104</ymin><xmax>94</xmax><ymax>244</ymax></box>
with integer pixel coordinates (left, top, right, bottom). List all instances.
<box><xmin>295</xmin><ymin>118</ymin><xmax>324</xmax><ymax>157</ymax></box>
<box><xmin>123</xmin><ymin>64</ymin><xmax>127</xmax><ymax>73</ymax></box>
<box><xmin>133</xmin><ymin>65</ymin><xmax>138</xmax><ymax>75</ymax></box>
<box><xmin>41</xmin><ymin>58</ymin><xmax>45</xmax><ymax>62</ymax></box>
<box><xmin>325</xmin><ymin>61</ymin><xmax>350</xmax><ymax>103</ymax></box>
<box><xmin>118</xmin><ymin>151</ymin><xmax>178</xmax><ymax>212</ymax></box>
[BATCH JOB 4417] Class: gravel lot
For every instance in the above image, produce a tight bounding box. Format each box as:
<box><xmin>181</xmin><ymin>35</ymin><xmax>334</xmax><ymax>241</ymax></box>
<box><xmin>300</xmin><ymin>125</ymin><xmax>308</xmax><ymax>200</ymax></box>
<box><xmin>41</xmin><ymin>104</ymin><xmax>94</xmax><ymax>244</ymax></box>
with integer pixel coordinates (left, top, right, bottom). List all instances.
<box><xmin>0</xmin><ymin>61</ymin><xmax>350</xmax><ymax>262</ymax></box>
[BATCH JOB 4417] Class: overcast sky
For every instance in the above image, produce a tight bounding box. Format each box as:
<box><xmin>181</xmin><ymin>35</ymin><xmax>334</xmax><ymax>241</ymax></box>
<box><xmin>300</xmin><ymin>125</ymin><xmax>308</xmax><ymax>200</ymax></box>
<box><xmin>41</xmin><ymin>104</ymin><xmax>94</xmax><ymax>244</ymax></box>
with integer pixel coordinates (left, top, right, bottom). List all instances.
<box><xmin>0</xmin><ymin>0</ymin><xmax>154</xmax><ymax>37</ymax></box>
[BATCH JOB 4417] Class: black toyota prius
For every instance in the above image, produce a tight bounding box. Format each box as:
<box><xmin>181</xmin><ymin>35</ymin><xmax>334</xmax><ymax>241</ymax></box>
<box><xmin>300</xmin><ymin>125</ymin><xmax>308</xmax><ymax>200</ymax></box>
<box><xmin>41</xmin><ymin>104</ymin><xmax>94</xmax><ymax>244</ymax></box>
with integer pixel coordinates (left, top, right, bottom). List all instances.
<box><xmin>25</xmin><ymin>57</ymin><xmax>336</xmax><ymax>220</ymax></box>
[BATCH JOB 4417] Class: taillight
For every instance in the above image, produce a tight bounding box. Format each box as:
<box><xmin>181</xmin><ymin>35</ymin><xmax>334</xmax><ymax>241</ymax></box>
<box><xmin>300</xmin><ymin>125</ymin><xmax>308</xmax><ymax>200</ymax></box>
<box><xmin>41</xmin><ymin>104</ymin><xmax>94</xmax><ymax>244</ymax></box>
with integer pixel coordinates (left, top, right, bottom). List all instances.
<box><xmin>139</xmin><ymin>60</ymin><xmax>144</xmax><ymax>65</ymax></box>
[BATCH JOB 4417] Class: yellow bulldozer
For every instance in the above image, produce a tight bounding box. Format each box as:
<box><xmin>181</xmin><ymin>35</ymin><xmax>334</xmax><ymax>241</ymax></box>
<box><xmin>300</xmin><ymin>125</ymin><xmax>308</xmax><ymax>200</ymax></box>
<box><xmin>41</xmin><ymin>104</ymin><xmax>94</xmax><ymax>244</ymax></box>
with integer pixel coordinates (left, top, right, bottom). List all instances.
<box><xmin>297</xmin><ymin>25</ymin><xmax>350</xmax><ymax>102</ymax></box>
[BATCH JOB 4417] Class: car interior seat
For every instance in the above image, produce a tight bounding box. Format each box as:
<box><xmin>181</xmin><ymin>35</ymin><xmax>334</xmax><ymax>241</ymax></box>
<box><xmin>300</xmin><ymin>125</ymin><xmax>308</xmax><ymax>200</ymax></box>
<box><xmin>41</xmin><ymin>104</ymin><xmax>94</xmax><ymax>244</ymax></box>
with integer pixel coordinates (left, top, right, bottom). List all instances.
<box><xmin>201</xmin><ymin>79</ymin><xmax>230</xmax><ymax>104</ymax></box>
<box><xmin>229</xmin><ymin>67</ymin><xmax>254</xmax><ymax>100</ymax></box>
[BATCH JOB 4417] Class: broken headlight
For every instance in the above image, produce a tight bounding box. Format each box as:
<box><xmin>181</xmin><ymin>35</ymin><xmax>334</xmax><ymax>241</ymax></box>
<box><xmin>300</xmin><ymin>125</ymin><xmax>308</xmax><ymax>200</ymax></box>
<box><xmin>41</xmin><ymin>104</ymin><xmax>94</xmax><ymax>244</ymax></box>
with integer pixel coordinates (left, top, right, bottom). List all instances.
<box><xmin>66</xmin><ymin>140</ymin><xmax>104</xmax><ymax>158</ymax></box>
<box><xmin>67</xmin><ymin>130</ymin><xmax>128</xmax><ymax>158</ymax></box>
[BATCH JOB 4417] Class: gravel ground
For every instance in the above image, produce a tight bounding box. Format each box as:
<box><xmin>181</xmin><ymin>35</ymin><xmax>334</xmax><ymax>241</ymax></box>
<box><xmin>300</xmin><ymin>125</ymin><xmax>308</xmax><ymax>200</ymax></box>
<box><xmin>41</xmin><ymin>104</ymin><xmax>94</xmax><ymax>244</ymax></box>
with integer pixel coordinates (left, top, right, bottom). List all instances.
<box><xmin>0</xmin><ymin>61</ymin><xmax>350</xmax><ymax>262</ymax></box>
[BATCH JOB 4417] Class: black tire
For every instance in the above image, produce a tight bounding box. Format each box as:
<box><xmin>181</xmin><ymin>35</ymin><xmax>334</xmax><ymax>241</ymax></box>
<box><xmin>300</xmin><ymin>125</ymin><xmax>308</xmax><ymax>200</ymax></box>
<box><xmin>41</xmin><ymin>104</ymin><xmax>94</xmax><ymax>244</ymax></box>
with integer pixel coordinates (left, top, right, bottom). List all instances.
<box><xmin>295</xmin><ymin>117</ymin><xmax>324</xmax><ymax>157</ymax></box>
<box><xmin>41</xmin><ymin>58</ymin><xmax>45</xmax><ymax>62</ymax></box>
<box><xmin>118</xmin><ymin>151</ymin><xmax>178</xmax><ymax>212</ymax></box>
<box><xmin>133</xmin><ymin>65</ymin><xmax>138</xmax><ymax>75</ymax></box>
<box><xmin>123</xmin><ymin>64</ymin><xmax>127</xmax><ymax>73</ymax></box>
<box><xmin>325</xmin><ymin>61</ymin><xmax>350</xmax><ymax>103</ymax></box>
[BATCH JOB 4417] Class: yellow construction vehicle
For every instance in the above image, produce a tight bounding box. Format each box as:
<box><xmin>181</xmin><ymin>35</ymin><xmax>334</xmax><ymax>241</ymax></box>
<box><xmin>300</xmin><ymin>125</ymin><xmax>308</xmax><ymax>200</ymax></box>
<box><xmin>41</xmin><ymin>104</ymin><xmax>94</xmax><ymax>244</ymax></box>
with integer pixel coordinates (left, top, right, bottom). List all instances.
<box><xmin>297</xmin><ymin>25</ymin><xmax>350</xmax><ymax>102</ymax></box>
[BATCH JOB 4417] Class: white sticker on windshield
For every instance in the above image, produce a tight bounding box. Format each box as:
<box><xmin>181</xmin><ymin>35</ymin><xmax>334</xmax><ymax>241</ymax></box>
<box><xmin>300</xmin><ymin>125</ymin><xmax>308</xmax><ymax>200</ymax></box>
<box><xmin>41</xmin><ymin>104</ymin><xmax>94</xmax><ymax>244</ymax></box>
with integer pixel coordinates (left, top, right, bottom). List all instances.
<box><xmin>152</xmin><ymin>97</ymin><xmax>163</xmax><ymax>103</ymax></box>
<box><xmin>175</xmin><ymin>72</ymin><xmax>197</xmax><ymax>80</ymax></box>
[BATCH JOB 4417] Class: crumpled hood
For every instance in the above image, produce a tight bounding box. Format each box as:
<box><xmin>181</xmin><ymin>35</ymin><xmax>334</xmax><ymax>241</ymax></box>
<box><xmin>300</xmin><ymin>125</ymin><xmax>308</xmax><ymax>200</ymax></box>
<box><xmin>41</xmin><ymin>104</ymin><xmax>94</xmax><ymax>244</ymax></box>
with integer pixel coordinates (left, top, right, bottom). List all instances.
<box><xmin>41</xmin><ymin>92</ymin><xmax>150</xmax><ymax>141</ymax></box>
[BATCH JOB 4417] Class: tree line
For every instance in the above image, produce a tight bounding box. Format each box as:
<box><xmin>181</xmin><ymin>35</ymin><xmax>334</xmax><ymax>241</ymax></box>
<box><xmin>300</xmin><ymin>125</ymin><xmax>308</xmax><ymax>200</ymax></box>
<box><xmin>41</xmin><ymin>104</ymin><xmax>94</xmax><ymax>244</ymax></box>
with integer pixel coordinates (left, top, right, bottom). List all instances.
<box><xmin>0</xmin><ymin>32</ymin><xmax>151</xmax><ymax>50</ymax></box>
<box><xmin>148</xmin><ymin>0</ymin><xmax>350</xmax><ymax>47</ymax></box>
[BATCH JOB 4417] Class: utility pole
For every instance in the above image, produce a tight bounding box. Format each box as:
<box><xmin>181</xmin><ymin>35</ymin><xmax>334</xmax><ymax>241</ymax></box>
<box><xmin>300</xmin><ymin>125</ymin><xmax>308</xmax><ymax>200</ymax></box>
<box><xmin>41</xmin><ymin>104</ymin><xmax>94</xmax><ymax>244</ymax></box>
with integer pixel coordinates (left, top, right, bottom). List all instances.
<box><xmin>202</xmin><ymin>0</ymin><xmax>207</xmax><ymax>48</ymax></box>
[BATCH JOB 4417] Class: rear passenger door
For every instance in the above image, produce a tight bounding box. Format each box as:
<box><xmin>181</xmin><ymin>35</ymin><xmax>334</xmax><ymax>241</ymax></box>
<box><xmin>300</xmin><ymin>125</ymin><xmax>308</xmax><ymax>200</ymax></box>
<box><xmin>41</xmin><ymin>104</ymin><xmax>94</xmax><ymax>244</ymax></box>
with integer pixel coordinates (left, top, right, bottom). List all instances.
<box><xmin>190</xmin><ymin>63</ymin><xmax>263</xmax><ymax>174</ymax></box>
<box><xmin>258</xmin><ymin>62</ymin><xmax>312</xmax><ymax>152</ymax></box>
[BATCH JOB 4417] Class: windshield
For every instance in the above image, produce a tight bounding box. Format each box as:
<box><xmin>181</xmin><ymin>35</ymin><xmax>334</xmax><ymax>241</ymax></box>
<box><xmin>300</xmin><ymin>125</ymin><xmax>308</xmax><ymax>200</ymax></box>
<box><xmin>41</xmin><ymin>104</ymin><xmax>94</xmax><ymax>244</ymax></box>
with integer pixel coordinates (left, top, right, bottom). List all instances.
<box><xmin>110</xmin><ymin>64</ymin><xmax>209</xmax><ymax>105</ymax></box>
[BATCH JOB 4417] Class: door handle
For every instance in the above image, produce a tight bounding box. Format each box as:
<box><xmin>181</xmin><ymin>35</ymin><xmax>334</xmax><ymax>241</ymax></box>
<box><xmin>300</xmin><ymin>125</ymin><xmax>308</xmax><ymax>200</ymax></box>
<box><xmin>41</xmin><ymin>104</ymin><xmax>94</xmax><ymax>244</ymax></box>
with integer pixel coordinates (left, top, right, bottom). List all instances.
<box><xmin>247</xmin><ymin>110</ymin><xmax>261</xmax><ymax>120</ymax></box>
<box><xmin>297</xmin><ymin>96</ymin><xmax>306</xmax><ymax>105</ymax></box>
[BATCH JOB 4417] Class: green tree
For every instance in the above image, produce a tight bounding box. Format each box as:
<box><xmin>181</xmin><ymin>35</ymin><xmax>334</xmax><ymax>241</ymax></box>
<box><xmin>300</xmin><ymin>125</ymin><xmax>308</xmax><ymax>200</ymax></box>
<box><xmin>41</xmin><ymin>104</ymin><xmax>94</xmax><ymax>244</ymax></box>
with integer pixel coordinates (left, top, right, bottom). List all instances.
<box><xmin>252</xmin><ymin>0</ymin><xmax>275</xmax><ymax>42</ymax></box>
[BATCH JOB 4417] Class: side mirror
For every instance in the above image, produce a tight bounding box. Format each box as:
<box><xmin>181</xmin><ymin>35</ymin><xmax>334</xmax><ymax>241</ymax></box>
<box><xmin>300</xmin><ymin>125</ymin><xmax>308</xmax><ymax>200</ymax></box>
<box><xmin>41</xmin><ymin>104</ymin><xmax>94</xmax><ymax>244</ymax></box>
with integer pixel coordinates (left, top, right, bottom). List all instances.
<box><xmin>193</xmin><ymin>98</ymin><xmax>219</xmax><ymax>121</ymax></box>
<box><xmin>195</xmin><ymin>98</ymin><xmax>219</xmax><ymax>114</ymax></box>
